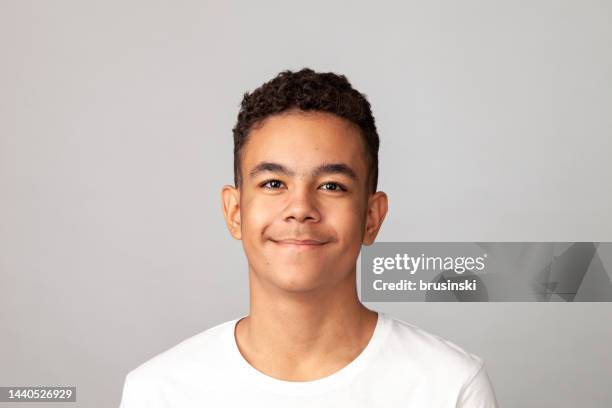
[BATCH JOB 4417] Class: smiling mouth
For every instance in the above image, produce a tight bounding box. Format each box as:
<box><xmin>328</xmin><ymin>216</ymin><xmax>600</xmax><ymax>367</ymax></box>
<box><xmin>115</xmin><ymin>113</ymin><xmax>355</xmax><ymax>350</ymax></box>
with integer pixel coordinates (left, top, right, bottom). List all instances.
<box><xmin>270</xmin><ymin>239</ymin><xmax>329</xmax><ymax>248</ymax></box>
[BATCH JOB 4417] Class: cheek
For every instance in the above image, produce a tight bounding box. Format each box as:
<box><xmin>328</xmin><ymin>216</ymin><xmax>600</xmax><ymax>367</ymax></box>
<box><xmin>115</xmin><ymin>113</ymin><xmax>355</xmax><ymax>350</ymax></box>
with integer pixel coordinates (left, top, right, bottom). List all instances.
<box><xmin>327</xmin><ymin>203</ymin><xmax>367</xmax><ymax>246</ymax></box>
<box><xmin>240</xmin><ymin>196</ymin><xmax>282</xmax><ymax>247</ymax></box>
<box><xmin>240</xmin><ymin>201</ymin><xmax>273</xmax><ymax>268</ymax></box>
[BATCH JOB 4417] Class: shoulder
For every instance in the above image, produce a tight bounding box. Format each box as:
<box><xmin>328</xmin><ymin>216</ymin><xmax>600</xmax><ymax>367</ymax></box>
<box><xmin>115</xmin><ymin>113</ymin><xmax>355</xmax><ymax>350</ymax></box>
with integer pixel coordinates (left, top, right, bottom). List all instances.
<box><xmin>381</xmin><ymin>313</ymin><xmax>485</xmax><ymax>381</ymax></box>
<box><xmin>123</xmin><ymin>318</ymin><xmax>237</xmax><ymax>386</ymax></box>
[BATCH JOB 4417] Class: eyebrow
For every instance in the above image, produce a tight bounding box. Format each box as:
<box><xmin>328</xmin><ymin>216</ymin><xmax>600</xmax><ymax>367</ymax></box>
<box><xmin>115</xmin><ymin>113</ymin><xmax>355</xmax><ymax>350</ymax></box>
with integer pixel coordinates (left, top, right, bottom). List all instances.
<box><xmin>248</xmin><ymin>161</ymin><xmax>358</xmax><ymax>181</ymax></box>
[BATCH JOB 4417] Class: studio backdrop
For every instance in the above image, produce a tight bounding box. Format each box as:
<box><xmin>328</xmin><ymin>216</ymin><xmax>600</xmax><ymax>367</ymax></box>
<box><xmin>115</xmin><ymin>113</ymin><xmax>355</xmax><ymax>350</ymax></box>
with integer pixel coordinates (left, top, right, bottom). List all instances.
<box><xmin>1</xmin><ymin>1</ymin><xmax>611</xmax><ymax>407</ymax></box>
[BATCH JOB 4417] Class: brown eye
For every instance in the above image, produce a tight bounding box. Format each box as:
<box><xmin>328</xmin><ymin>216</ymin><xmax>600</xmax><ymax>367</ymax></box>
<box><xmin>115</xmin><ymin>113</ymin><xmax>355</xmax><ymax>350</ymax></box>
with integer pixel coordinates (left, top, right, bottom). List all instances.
<box><xmin>320</xmin><ymin>182</ymin><xmax>346</xmax><ymax>191</ymax></box>
<box><xmin>262</xmin><ymin>179</ymin><xmax>284</xmax><ymax>189</ymax></box>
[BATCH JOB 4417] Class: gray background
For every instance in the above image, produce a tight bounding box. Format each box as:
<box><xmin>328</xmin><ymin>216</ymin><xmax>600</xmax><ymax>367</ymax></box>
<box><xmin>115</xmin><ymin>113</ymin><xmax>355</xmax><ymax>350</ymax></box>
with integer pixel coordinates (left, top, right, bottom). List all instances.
<box><xmin>1</xmin><ymin>1</ymin><xmax>611</xmax><ymax>407</ymax></box>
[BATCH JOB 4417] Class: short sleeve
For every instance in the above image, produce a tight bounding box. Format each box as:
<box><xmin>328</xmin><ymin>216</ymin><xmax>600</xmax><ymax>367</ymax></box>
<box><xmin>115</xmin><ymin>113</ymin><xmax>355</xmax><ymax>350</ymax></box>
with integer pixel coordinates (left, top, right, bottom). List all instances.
<box><xmin>456</xmin><ymin>362</ymin><xmax>499</xmax><ymax>408</ymax></box>
<box><xmin>118</xmin><ymin>372</ymin><xmax>136</xmax><ymax>408</ymax></box>
<box><xmin>118</xmin><ymin>371</ymin><xmax>159</xmax><ymax>408</ymax></box>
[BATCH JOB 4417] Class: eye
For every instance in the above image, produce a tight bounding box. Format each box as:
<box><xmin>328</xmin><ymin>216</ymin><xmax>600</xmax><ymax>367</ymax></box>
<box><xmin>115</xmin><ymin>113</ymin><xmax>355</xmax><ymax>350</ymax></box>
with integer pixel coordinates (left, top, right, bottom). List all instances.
<box><xmin>319</xmin><ymin>182</ymin><xmax>347</xmax><ymax>192</ymax></box>
<box><xmin>261</xmin><ymin>179</ymin><xmax>285</xmax><ymax>189</ymax></box>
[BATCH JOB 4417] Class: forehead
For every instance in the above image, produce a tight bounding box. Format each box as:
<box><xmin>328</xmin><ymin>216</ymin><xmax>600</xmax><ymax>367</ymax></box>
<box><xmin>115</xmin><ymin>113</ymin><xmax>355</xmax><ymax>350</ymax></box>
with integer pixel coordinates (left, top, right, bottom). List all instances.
<box><xmin>242</xmin><ymin>111</ymin><xmax>368</xmax><ymax>177</ymax></box>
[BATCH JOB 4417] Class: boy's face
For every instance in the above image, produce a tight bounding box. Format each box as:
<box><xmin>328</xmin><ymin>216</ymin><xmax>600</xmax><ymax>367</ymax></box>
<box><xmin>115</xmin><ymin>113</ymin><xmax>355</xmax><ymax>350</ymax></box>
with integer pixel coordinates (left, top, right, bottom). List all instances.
<box><xmin>222</xmin><ymin>111</ymin><xmax>387</xmax><ymax>293</ymax></box>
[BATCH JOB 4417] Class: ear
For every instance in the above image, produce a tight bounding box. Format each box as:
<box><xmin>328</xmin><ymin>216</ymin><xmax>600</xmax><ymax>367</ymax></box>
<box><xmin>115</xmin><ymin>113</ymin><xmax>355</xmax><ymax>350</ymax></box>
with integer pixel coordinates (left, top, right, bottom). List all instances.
<box><xmin>362</xmin><ymin>191</ymin><xmax>388</xmax><ymax>246</ymax></box>
<box><xmin>221</xmin><ymin>185</ymin><xmax>242</xmax><ymax>240</ymax></box>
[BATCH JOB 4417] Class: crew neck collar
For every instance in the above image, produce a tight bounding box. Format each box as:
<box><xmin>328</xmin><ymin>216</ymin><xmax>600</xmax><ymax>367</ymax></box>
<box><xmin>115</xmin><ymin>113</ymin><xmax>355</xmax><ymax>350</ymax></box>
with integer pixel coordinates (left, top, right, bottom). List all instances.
<box><xmin>225</xmin><ymin>311</ymin><xmax>390</xmax><ymax>396</ymax></box>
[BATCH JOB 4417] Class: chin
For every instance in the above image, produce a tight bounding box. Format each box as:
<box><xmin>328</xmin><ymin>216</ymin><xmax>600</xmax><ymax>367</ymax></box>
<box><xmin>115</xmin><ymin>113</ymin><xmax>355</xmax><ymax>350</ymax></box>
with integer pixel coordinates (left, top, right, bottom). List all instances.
<box><xmin>268</xmin><ymin>268</ymin><xmax>331</xmax><ymax>293</ymax></box>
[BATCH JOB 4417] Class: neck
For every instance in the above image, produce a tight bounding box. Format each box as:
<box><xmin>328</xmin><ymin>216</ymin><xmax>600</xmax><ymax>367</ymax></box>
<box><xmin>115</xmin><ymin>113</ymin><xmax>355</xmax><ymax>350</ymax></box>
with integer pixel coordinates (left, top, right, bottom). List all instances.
<box><xmin>234</xmin><ymin>266</ymin><xmax>378</xmax><ymax>381</ymax></box>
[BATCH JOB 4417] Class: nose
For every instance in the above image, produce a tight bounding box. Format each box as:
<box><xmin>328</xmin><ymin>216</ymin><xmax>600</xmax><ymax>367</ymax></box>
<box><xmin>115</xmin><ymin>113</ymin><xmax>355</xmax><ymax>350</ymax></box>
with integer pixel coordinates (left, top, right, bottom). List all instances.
<box><xmin>282</xmin><ymin>185</ymin><xmax>321</xmax><ymax>223</ymax></box>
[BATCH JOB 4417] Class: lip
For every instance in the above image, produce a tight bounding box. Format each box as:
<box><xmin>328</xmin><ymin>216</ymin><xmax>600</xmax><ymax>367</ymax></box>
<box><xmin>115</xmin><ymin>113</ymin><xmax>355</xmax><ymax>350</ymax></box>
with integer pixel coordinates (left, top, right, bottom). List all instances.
<box><xmin>270</xmin><ymin>239</ymin><xmax>329</xmax><ymax>248</ymax></box>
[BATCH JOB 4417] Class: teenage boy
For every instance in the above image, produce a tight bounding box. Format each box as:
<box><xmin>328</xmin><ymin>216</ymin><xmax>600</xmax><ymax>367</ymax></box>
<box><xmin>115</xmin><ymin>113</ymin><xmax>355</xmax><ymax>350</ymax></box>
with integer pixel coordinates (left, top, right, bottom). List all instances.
<box><xmin>119</xmin><ymin>68</ymin><xmax>498</xmax><ymax>407</ymax></box>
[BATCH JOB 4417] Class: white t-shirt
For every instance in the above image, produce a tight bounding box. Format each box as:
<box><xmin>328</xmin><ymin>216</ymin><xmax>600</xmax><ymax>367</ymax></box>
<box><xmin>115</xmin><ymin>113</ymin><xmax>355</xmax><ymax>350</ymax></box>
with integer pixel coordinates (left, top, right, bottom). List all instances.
<box><xmin>119</xmin><ymin>312</ymin><xmax>498</xmax><ymax>407</ymax></box>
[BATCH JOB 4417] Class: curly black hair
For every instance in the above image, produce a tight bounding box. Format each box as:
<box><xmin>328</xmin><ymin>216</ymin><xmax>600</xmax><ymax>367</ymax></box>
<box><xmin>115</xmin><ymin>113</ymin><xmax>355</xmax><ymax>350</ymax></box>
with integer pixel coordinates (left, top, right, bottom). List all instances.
<box><xmin>232</xmin><ymin>68</ymin><xmax>380</xmax><ymax>193</ymax></box>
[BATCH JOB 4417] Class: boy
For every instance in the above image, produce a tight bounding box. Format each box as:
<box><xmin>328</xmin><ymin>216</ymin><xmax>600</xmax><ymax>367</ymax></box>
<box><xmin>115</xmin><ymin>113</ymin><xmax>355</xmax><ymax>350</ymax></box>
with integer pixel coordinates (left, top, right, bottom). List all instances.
<box><xmin>119</xmin><ymin>68</ymin><xmax>498</xmax><ymax>407</ymax></box>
